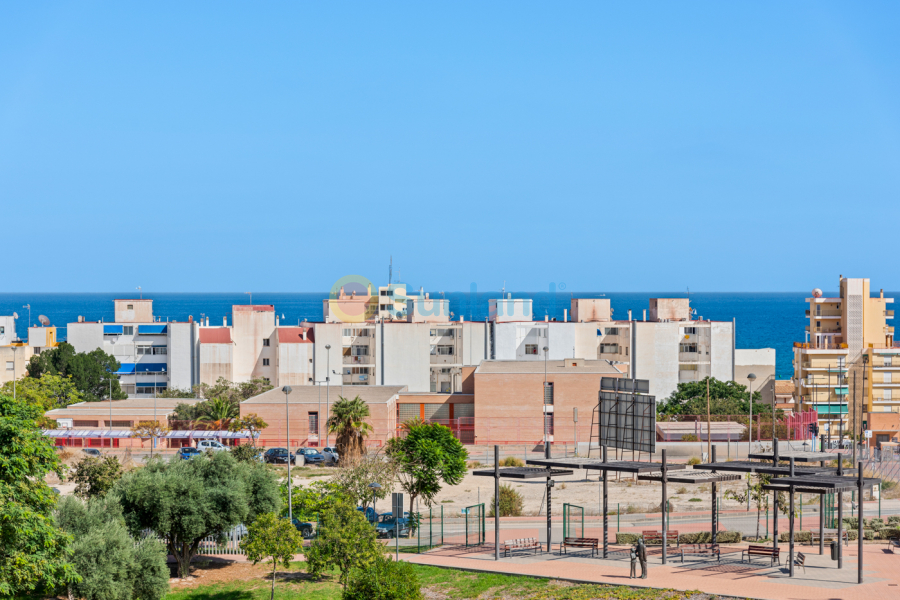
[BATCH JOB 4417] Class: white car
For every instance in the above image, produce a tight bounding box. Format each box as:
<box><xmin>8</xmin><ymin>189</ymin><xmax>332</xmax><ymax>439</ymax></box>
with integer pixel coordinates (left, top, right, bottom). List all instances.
<box><xmin>322</xmin><ymin>446</ymin><xmax>340</xmax><ymax>464</ymax></box>
<box><xmin>196</xmin><ymin>440</ymin><xmax>228</xmax><ymax>452</ymax></box>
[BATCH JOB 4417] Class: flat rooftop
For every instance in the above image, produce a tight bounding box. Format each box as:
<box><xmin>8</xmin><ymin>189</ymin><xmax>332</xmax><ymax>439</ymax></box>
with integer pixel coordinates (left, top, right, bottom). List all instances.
<box><xmin>475</xmin><ymin>359</ymin><xmax>622</xmax><ymax>375</ymax></box>
<box><xmin>243</xmin><ymin>385</ymin><xmax>407</xmax><ymax>405</ymax></box>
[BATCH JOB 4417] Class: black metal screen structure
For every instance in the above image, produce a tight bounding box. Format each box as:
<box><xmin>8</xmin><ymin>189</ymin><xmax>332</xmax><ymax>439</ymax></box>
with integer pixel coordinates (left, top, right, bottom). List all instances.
<box><xmin>464</xmin><ymin>503</ymin><xmax>484</xmax><ymax>547</ymax></box>
<box><xmin>597</xmin><ymin>377</ymin><xmax>656</xmax><ymax>453</ymax></box>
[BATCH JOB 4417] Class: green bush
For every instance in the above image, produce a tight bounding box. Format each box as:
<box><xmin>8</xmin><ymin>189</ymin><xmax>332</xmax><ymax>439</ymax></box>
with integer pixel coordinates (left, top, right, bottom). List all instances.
<box><xmin>501</xmin><ymin>457</ymin><xmax>524</xmax><ymax>467</ymax></box>
<box><xmin>843</xmin><ymin>517</ymin><xmax>859</xmax><ymax>530</ymax></box>
<box><xmin>687</xmin><ymin>456</ymin><xmax>701</xmax><ymax>466</ymax></box>
<box><xmin>679</xmin><ymin>531</ymin><xmax>741</xmax><ymax>544</ymax></box>
<box><xmin>231</xmin><ymin>444</ymin><xmax>263</xmax><ymax>463</ymax></box>
<box><xmin>682</xmin><ymin>435</ymin><xmax>699</xmax><ymax>442</ymax></box>
<box><xmin>344</xmin><ymin>554</ymin><xmax>423</xmax><ymax>600</ymax></box>
<box><xmin>882</xmin><ymin>528</ymin><xmax>900</xmax><ymax>539</ymax></box>
<box><xmin>616</xmin><ymin>533</ymin><xmax>641</xmax><ymax>544</ymax></box>
<box><xmin>72</xmin><ymin>455</ymin><xmax>123</xmax><ymax>499</ymax></box>
<box><xmin>488</xmin><ymin>484</ymin><xmax>524</xmax><ymax>517</ymax></box>
<box><xmin>778</xmin><ymin>531</ymin><xmax>812</xmax><ymax>543</ymax></box>
<box><xmin>887</xmin><ymin>515</ymin><xmax>900</xmax><ymax>526</ymax></box>
<box><xmin>868</xmin><ymin>518</ymin><xmax>885</xmax><ymax>530</ymax></box>
<box><xmin>864</xmin><ymin>529</ymin><xmax>875</xmax><ymax>540</ymax></box>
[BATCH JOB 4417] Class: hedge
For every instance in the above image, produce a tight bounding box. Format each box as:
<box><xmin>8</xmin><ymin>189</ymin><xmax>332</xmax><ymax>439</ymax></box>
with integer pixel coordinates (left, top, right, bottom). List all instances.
<box><xmin>616</xmin><ymin>531</ymin><xmax>741</xmax><ymax>545</ymax></box>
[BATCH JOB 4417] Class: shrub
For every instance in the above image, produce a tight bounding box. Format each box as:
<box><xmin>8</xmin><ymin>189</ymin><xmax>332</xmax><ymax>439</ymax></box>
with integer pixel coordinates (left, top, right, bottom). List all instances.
<box><xmin>676</xmin><ymin>486</ymin><xmax>688</xmax><ymax>495</ymax></box>
<box><xmin>344</xmin><ymin>554</ymin><xmax>423</xmax><ymax>600</ymax></box>
<box><xmin>72</xmin><ymin>455</ymin><xmax>123</xmax><ymax>499</ymax></box>
<box><xmin>688</xmin><ymin>498</ymin><xmax>702</xmax><ymax>502</ymax></box>
<box><xmin>489</xmin><ymin>484</ymin><xmax>524</xmax><ymax>517</ymax></box>
<box><xmin>679</xmin><ymin>531</ymin><xmax>741</xmax><ymax>544</ymax></box>
<box><xmin>231</xmin><ymin>443</ymin><xmax>263</xmax><ymax>463</ymax></box>
<box><xmin>687</xmin><ymin>457</ymin><xmax>701</xmax><ymax>466</ymax></box>
<box><xmin>306</xmin><ymin>499</ymin><xmax>385</xmax><ymax>587</ymax></box>
<box><xmin>868</xmin><ymin>518</ymin><xmax>885</xmax><ymax>530</ymax></box>
<box><xmin>778</xmin><ymin>531</ymin><xmax>812</xmax><ymax>543</ymax></box>
<box><xmin>682</xmin><ymin>435</ymin><xmax>699</xmax><ymax>442</ymax></box>
<box><xmin>616</xmin><ymin>533</ymin><xmax>641</xmax><ymax>544</ymax></box>
<box><xmin>882</xmin><ymin>527</ymin><xmax>900</xmax><ymax>539</ymax></box>
<box><xmin>501</xmin><ymin>457</ymin><xmax>524</xmax><ymax>467</ymax></box>
<box><xmin>887</xmin><ymin>515</ymin><xmax>900</xmax><ymax>526</ymax></box>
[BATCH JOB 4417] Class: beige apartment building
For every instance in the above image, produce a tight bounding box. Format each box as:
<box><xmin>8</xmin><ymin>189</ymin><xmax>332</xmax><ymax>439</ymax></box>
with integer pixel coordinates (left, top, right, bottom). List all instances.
<box><xmin>792</xmin><ymin>276</ymin><xmax>895</xmax><ymax>433</ymax></box>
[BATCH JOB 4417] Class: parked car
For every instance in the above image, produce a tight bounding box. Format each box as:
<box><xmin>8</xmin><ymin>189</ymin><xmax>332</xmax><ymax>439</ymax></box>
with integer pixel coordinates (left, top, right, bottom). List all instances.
<box><xmin>178</xmin><ymin>447</ymin><xmax>202</xmax><ymax>460</ymax></box>
<box><xmin>263</xmin><ymin>447</ymin><xmax>296</xmax><ymax>465</ymax></box>
<box><xmin>287</xmin><ymin>517</ymin><xmax>316</xmax><ymax>539</ymax></box>
<box><xmin>82</xmin><ymin>448</ymin><xmax>102</xmax><ymax>457</ymax></box>
<box><xmin>321</xmin><ymin>446</ymin><xmax>340</xmax><ymax>464</ymax></box>
<box><xmin>196</xmin><ymin>440</ymin><xmax>228</xmax><ymax>452</ymax></box>
<box><xmin>376</xmin><ymin>515</ymin><xmax>412</xmax><ymax>538</ymax></box>
<box><xmin>296</xmin><ymin>447</ymin><xmax>325</xmax><ymax>465</ymax></box>
<box><xmin>357</xmin><ymin>506</ymin><xmax>379</xmax><ymax>523</ymax></box>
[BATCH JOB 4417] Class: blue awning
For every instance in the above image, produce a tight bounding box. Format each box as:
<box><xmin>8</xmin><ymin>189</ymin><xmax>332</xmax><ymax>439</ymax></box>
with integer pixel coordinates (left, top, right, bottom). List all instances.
<box><xmin>103</xmin><ymin>325</ymin><xmax>123</xmax><ymax>335</ymax></box>
<box><xmin>135</xmin><ymin>363</ymin><xmax>167</xmax><ymax>373</ymax></box>
<box><xmin>136</xmin><ymin>382</ymin><xmax>167</xmax><ymax>388</ymax></box>
<box><xmin>139</xmin><ymin>325</ymin><xmax>167</xmax><ymax>335</ymax></box>
<box><xmin>115</xmin><ymin>363</ymin><xmax>135</xmax><ymax>375</ymax></box>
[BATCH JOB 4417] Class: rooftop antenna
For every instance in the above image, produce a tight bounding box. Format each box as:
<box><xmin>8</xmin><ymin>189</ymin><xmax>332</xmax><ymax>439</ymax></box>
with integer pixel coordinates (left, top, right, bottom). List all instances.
<box><xmin>22</xmin><ymin>304</ymin><xmax>30</xmax><ymax>327</ymax></box>
<box><xmin>246</xmin><ymin>291</ymin><xmax>252</xmax><ymax>305</ymax></box>
<box><xmin>501</xmin><ymin>281</ymin><xmax>506</xmax><ymax>295</ymax></box>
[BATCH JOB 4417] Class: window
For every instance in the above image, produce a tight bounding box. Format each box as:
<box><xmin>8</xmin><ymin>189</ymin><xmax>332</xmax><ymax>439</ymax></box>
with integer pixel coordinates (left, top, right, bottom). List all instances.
<box><xmin>430</xmin><ymin>329</ymin><xmax>455</xmax><ymax>338</ymax></box>
<box><xmin>600</xmin><ymin>344</ymin><xmax>618</xmax><ymax>354</ymax></box>
<box><xmin>137</xmin><ymin>346</ymin><xmax>152</xmax><ymax>355</ymax></box>
<box><xmin>683</xmin><ymin>327</ymin><xmax>698</xmax><ymax>335</ymax></box>
<box><xmin>5</xmin><ymin>361</ymin><xmax>12</xmax><ymax>371</ymax></box>
<box><xmin>262</xmin><ymin>339</ymin><xmax>270</xmax><ymax>347</ymax></box>
<box><xmin>73</xmin><ymin>420</ymin><xmax>99</xmax><ymax>427</ymax></box>
<box><xmin>309</xmin><ymin>412</ymin><xmax>319</xmax><ymax>434</ymax></box>
<box><xmin>351</xmin><ymin>346</ymin><xmax>369</xmax><ymax>356</ymax></box>
<box><xmin>122</xmin><ymin>384</ymin><xmax>136</xmax><ymax>395</ymax></box>
<box><xmin>350</xmin><ymin>367</ymin><xmax>369</xmax><ymax>374</ymax></box>
<box><xmin>440</xmin><ymin>367</ymin><xmax>451</xmax><ymax>373</ymax></box>
<box><xmin>127</xmin><ymin>304</ymin><xmax>133</xmax><ymax>310</ymax></box>
<box><xmin>525</xmin><ymin>344</ymin><xmax>538</xmax><ymax>355</ymax></box>
<box><xmin>123</xmin><ymin>326</ymin><xmax>134</xmax><ymax>335</ymax></box>
<box><xmin>679</xmin><ymin>343</ymin><xmax>698</xmax><ymax>353</ymax></box>
<box><xmin>437</xmin><ymin>345</ymin><xmax>454</xmax><ymax>355</ymax></box>
<box><xmin>885</xmin><ymin>356</ymin><xmax>893</xmax><ymax>367</ymax></box>
<box><xmin>33</xmin><ymin>347</ymin><xmax>41</xmax><ymax>354</ymax></box>
<box><xmin>0</xmin><ymin>326</ymin><xmax>4</xmax><ymax>334</ymax></box>
<box><xmin>380</xmin><ymin>290</ymin><xmax>392</xmax><ymax>296</ymax></box>
<box><xmin>152</xmin><ymin>346</ymin><xmax>167</xmax><ymax>355</ymax></box>
<box><xmin>263</xmin><ymin>358</ymin><xmax>270</xmax><ymax>366</ymax></box>
<box><xmin>604</xmin><ymin>327</ymin><xmax>619</xmax><ymax>336</ymax></box>
<box><xmin>886</xmin><ymin>373</ymin><xmax>893</xmax><ymax>384</ymax></box>
<box><xmin>884</xmin><ymin>389</ymin><xmax>892</xmax><ymax>400</ymax></box>
<box><xmin>342</xmin><ymin>328</ymin><xmax>369</xmax><ymax>337</ymax></box>
<box><xmin>108</xmin><ymin>420</ymin><xmax>133</xmax><ymax>428</ymax></box>
<box><xmin>440</xmin><ymin>381</ymin><xmax>451</xmax><ymax>393</ymax></box>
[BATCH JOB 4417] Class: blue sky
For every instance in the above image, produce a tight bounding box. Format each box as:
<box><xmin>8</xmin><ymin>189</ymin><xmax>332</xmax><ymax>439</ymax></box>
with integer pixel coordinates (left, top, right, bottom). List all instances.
<box><xmin>2</xmin><ymin>2</ymin><xmax>899</xmax><ymax>293</ymax></box>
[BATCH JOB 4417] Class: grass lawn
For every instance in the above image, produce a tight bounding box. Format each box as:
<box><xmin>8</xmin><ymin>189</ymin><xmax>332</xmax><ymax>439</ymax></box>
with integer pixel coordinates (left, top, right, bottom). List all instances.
<box><xmin>165</xmin><ymin>560</ymin><xmax>721</xmax><ymax>600</ymax></box>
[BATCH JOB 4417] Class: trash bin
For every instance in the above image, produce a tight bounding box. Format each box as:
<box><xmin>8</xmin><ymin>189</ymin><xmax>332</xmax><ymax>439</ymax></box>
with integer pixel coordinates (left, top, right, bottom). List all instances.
<box><xmin>830</xmin><ymin>540</ymin><xmax>838</xmax><ymax>560</ymax></box>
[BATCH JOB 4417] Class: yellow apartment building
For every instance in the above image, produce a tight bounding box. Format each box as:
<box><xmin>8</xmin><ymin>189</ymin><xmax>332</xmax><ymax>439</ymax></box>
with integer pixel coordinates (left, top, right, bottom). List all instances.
<box><xmin>793</xmin><ymin>276</ymin><xmax>895</xmax><ymax>433</ymax></box>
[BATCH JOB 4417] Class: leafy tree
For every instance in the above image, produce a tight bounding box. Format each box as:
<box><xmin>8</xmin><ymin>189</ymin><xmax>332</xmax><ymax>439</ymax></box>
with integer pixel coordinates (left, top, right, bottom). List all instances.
<box><xmin>386</xmin><ymin>420</ymin><xmax>467</xmax><ymax>512</ymax></box>
<box><xmin>72</xmin><ymin>455</ymin><xmax>123</xmax><ymax>499</ymax></box>
<box><xmin>724</xmin><ymin>472</ymin><xmax>792</xmax><ymax>541</ymax></box>
<box><xmin>231</xmin><ymin>444</ymin><xmax>263</xmax><ymax>463</ymax></box>
<box><xmin>282</xmin><ymin>480</ymin><xmax>342</xmax><ymax>520</ymax></box>
<box><xmin>305</xmin><ymin>499</ymin><xmax>384</xmax><ymax>588</ymax></box>
<box><xmin>130</xmin><ymin>421</ymin><xmax>170</xmax><ymax>457</ymax></box>
<box><xmin>344</xmin><ymin>554</ymin><xmax>423</xmax><ymax>600</ymax></box>
<box><xmin>0</xmin><ymin>373</ymin><xmax>83</xmax><ymax>418</ymax></box>
<box><xmin>172</xmin><ymin>402</ymin><xmax>202</xmax><ymax>421</ymax></box>
<box><xmin>240</xmin><ymin>512</ymin><xmax>304</xmax><ymax>600</ymax></box>
<box><xmin>27</xmin><ymin>343</ymin><xmax>126</xmax><ymax>402</ymax></box>
<box><xmin>55</xmin><ymin>495</ymin><xmax>168</xmax><ymax>600</ymax></box>
<box><xmin>0</xmin><ymin>393</ymin><xmax>78</xmax><ymax>597</ymax></box>
<box><xmin>155</xmin><ymin>387</ymin><xmax>195</xmax><ymax>399</ymax></box>
<box><xmin>197</xmin><ymin>396</ymin><xmax>239</xmax><ymax>429</ymax></box>
<box><xmin>229</xmin><ymin>413</ymin><xmax>269</xmax><ymax>446</ymax></box>
<box><xmin>328</xmin><ymin>396</ymin><xmax>373</xmax><ymax>462</ymax></box>
<box><xmin>194</xmin><ymin>376</ymin><xmax>273</xmax><ymax>403</ymax></box>
<box><xmin>114</xmin><ymin>450</ymin><xmax>280</xmax><ymax>578</ymax></box>
<box><xmin>658</xmin><ymin>377</ymin><xmax>761</xmax><ymax>416</ymax></box>
<box><xmin>329</xmin><ymin>451</ymin><xmax>399</xmax><ymax>511</ymax></box>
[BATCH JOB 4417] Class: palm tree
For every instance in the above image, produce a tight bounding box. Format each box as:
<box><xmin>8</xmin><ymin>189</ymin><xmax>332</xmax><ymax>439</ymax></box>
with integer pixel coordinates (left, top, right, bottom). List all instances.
<box><xmin>327</xmin><ymin>395</ymin><xmax>373</xmax><ymax>462</ymax></box>
<box><xmin>197</xmin><ymin>397</ymin><xmax>239</xmax><ymax>430</ymax></box>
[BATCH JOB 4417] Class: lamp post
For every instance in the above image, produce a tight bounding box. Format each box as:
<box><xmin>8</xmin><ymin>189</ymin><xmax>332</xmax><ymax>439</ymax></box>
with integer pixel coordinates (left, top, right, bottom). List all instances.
<box><xmin>747</xmin><ymin>373</ymin><xmax>757</xmax><ymax>457</ymax></box>
<box><xmin>325</xmin><ymin>344</ymin><xmax>331</xmax><ymax>446</ymax></box>
<box><xmin>543</xmin><ymin>346</ymin><xmax>549</xmax><ymax>446</ymax></box>
<box><xmin>284</xmin><ymin>385</ymin><xmax>293</xmax><ymax>523</ymax></box>
<box><xmin>862</xmin><ymin>354</ymin><xmax>869</xmax><ymax>456</ymax></box>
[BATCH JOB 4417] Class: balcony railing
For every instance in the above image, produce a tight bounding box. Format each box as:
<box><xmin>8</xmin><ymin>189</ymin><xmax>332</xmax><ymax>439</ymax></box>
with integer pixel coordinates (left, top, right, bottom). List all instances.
<box><xmin>343</xmin><ymin>355</ymin><xmax>372</xmax><ymax>365</ymax></box>
<box><xmin>886</xmin><ymin>310</ymin><xmax>894</xmax><ymax>318</ymax></box>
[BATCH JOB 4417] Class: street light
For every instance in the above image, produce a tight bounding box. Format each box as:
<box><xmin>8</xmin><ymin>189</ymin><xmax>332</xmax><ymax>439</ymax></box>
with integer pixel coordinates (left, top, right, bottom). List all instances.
<box><xmin>543</xmin><ymin>346</ymin><xmax>549</xmax><ymax>446</ymax></box>
<box><xmin>325</xmin><ymin>344</ymin><xmax>331</xmax><ymax>446</ymax></box>
<box><xmin>747</xmin><ymin>373</ymin><xmax>757</xmax><ymax>457</ymax></box>
<box><xmin>369</xmin><ymin>482</ymin><xmax>382</xmax><ymax>516</ymax></box>
<box><xmin>284</xmin><ymin>385</ymin><xmax>293</xmax><ymax>523</ymax></box>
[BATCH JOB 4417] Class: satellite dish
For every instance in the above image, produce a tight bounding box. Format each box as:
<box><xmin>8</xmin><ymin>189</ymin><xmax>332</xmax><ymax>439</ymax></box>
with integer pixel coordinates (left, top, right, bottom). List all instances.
<box><xmin>38</xmin><ymin>315</ymin><xmax>50</xmax><ymax>326</ymax></box>
<box><xmin>812</xmin><ymin>288</ymin><xmax>823</xmax><ymax>298</ymax></box>
<box><xmin>12</xmin><ymin>312</ymin><xmax>18</xmax><ymax>319</ymax></box>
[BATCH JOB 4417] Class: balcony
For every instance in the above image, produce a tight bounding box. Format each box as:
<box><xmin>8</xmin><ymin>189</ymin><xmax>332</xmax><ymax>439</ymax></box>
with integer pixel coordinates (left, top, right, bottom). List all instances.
<box><xmin>678</xmin><ymin>352</ymin><xmax>702</xmax><ymax>363</ymax></box>
<box><xmin>430</xmin><ymin>353</ymin><xmax>456</xmax><ymax>365</ymax></box>
<box><xmin>886</xmin><ymin>310</ymin><xmax>894</xmax><ymax>319</ymax></box>
<box><xmin>343</xmin><ymin>355</ymin><xmax>372</xmax><ymax>365</ymax></box>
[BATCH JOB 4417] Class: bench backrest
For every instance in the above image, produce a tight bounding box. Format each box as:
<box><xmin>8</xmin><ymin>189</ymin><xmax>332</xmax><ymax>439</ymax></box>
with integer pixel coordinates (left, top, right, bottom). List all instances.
<box><xmin>796</xmin><ymin>552</ymin><xmax>805</xmax><ymax>565</ymax></box>
<box><xmin>748</xmin><ymin>545</ymin><xmax>777</xmax><ymax>553</ymax></box>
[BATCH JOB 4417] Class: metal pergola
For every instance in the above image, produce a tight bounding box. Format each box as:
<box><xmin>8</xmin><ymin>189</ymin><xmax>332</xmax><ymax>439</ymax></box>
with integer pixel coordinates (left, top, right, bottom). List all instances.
<box><xmin>473</xmin><ymin>447</ymin><xmax>574</xmax><ymax>560</ymax></box>
<box><xmin>527</xmin><ymin>450</ymin><xmax>688</xmax><ymax>562</ymax></box>
<box><xmin>748</xmin><ymin>450</ymin><xmax>836</xmax><ymax>462</ymax></box>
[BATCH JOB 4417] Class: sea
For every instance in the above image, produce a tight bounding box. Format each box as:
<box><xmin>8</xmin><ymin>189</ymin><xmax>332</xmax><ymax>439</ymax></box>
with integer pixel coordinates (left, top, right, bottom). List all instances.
<box><xmin>3</xmin><ymin>291</ymin><xmax>894</xmax><ymax>380</ymax></box>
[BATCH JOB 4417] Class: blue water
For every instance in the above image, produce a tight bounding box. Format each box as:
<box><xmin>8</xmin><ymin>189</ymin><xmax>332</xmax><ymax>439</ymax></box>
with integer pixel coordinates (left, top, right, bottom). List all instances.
<box><xmin>3</xmin><ymin>291</ymin><xmax>893</xmax><ymax>379</ymax></box>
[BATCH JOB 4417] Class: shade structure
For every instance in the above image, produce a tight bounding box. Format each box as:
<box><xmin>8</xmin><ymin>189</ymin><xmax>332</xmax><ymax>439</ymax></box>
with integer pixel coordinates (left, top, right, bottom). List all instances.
<box><xmin>748</xmin><ymin>451</ymin><xmax>836</xmax><ymax>462</ymax></box>
<box><xmin>115</xmin><ymin>363</ymin><xmax>136</xmax><ymax>375</ymax></box>
<box><xmin>103</xmin><ymin>325</ymin><xmax>123</xmax><ymax>335</ymax></box>
<box><xmin>762</xmin><ymin>475</ymin><xmax>880</xmax><ymax>492</ymax></box>
<box><xmin>696</xmin><ymin>461</ymin><xmax>853</xmax><ymax>476</ymax></box>
<box><xmin>43</xmin><ymin>429</ymin><xmax>250</xmax><ymax>439</ymax></box>
<box><xmin>138</xmin><ymin>324</ymin><xmax>168</xmax><ymax>334</ymax></box>
<box><xmin>526</xmin><ymin>457</ymin><xmax>688</xmax><ymax>473</ymax></box>
<box><xmin>637</xmin><ymin>469</ymin><xmax>742</xmax><ymax>484</ymax></box>
<box><xmin>472</xmin><ymin>467</ymin><xmax>573</xmax><ymax>479</ymax></box>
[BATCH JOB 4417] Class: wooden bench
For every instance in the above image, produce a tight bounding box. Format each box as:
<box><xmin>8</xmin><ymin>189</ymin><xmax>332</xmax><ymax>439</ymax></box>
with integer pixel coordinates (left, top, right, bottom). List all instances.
<box><xmin>810</xmin><ymin>529</ymin><xmax>849</xmax><ymax>547</ymax></box>
<box><xmin>742</xmin><ymin>545</ymin><xmax>781</xmax><ymax>565</ymax></box>
<box><xmin>501</xmin><ymin>537</ymin><xmax>541</xmax><ymax>557</ymax></box>
<box><xmin>795</xmin><ymin>552</ymin><xmax>806</xmax><ymax>574</ymax></box>
<box><xmin>888</xmin><ymin>538</ymin><xmax>900</xmax><ymax>554</ymax></box>
<box><xmin>559</xmin><ymin>537</ymin><xmax>599</xmax><ymax>557</ymax></box>
<box><xmin>642</xmin><ymin>530</ymin><xmax>680</xmax><ymax>547</ymax></box>
<box><xmin>678</xmin><ymin>543</ymin><xmax>720</xmax><ymax>562</ymax></box>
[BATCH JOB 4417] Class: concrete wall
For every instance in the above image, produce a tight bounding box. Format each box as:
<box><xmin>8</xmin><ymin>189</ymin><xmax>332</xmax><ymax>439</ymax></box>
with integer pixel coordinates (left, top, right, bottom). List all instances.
<box><xmin>382</xmin><ymin>323</ymin><xmax>431</xmax><ymax>392</ymax></box>
<box><xmin>313</xmin><ymin>323</ymin><xmax>343</xmax><ymax>384</ymax></box>
<box><xmin>276</xmin><ymin>342</ymin><xmax>314</xmax><ymax>386</ymax></box>
<box><xmin>200</xmin><ymin>343</ymin><xmax>233</xmax><ymax>383</ymax></box>
<box><xmin>459</xmin><ymin>322</ymin><xmax>487</xmax><ymax>366</ymax></box>
<box><xmin>114</xmin><ymin>300</ymin><xmax>153</xmax><ymax>323</ymax></box>
<box><xmin>0</xmin><ymin>345</ymin><xmax>32</xmax><ymax>384</ymax></box>
<box><xmin>231</xmin><ymin>307</ymin><xmax>275</xmax><ymax>383</ymax></box>
<box><xmin>570</xmin><ymin>299</ymin><xmax>611</xmax><ymax>322</ymax></box>
<box><xmin>489</xmin><ymin>298</ymin><xmax>533</xmax><ymax>322</ymax></box>
<box><xmin>168</xmin><ymin>322</ymin><xmax>197</xmax><ymax>391</ymax></box>
<box><xmin>0</xmin><ymin>316</ymin><xmax>17</xmax><ymax>345</ymax></box>
<box><xmin>67</xmin><ymin>322</ymin><xmax>105</xmax><ymax>354</ymax></box>
<box><xmin>735</xmin><ymin>348</ymin><xmax>776</xmax><ymax>406</ymax></box>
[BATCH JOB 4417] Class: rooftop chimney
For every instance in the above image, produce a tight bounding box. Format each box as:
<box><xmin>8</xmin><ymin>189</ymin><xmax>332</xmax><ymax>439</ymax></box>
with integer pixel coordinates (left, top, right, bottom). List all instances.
<box><xmin>302</xmin><ymin>329</ymin><xmax>307</xmax><ymax>340</ymax></box>
<box><xmin>628</xmin><ymin>310</ymin><xmax>632</xmax><ymax>321</ymax></box>
<box><xmin>78</xmin><ymin>315</ymin><xmax>84</xmax><ymax>323</ymax></box>
<box><xmin>564</xmin><ymin>309</ymin><xmax>568</xmax><ymax>322</ymax></box>
<box><xmin>276</xmin><ymin>315</ymin><xmax>280</xmax><ymax>326</ymax></box>
<box><xmin>189</xmin><ymin>315</ymin><xmax>193</xmax><ymax>323</ymax></box>
<box><xmin>223</xmin><ymin>316</ymin><xmax>227</xmax><ymax>326</ymax></box>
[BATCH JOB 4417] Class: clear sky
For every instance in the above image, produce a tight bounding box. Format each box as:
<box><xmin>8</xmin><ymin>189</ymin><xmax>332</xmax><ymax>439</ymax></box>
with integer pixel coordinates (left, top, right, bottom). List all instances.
<box><xmin>2</xmin><ymin>2</ymin><xmax>898</xmax><ymax>293</ymax></box>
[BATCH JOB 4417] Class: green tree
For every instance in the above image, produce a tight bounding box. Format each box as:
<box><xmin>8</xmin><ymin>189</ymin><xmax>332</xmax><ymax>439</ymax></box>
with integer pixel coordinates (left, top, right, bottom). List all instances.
<box><xmin>282</xmin><ymin>480</ymin><xmax>342</xmax><ymax>520</ymax></box>
<box><xmin>55</xmin><ymin>495</ymin><xmax>168</xmax><ymax>600</ymax></box>
<box><xmin>114</xmin><ymin>450</ymin><xmax>280</xmax><ymax>578</ymax></box>
<box><xmin>305</xmin><ymin>499</ymin><xmax>384</xmax><ymax>588</ymax></box>
<box><xmin>386</xmin><ymin>420</ymin><xmax>468</xmax><ymax>513</ymax></box>
<box><xmin>27</xmin><ymin>343</ymin><xmax>126</xmax><ymax>403</ymax></box>
<box><xmin>328</xmin><ymin>396</ymin><xmax>373</xmax><ymax>463</ymax></box>
<box><xmin>658</xmin><ymin>377</ymin><xmax>761</xmax><ymax>416</ymax></box>
<box><xmin>229</xmin><ymin>413</ymin><xmax>269</xmax><ymax>446</ymax></box>
<box><xmin>155</xmin><ymin>387</ymin><xmax>195</xmax><ymax>399</ymax></box>
<box><xmin>0</xmin><ymin>393</ymin><xmax>78</xmax><ymax>598</ymax></box>
<box><xmin>72</xmin><ymin>455</ymin><xmax>123</xmax><ymax>499</ymax></box>
<box><xmin>197</xmin><ymin>396</ymin><xmax>239</xmax><ymax>429</ymax></box>
<box><xmin>344</xmin><ymin>554</ymin><xmax>423</xmax><ymax>600</ymax></box>
<box><xmin>130</xmin><ymin>421</ymin><xmax>170</xmax><ymax>457</ymax></box>
<box><xmin>0</xmin><ymin>373</ymin><xmax>83</xmax><ymax>417</ymax></box>
<box><xmin>724</xmin><ymin>472</ymin><xmax>792</xmax><ymax>541</ymax></box>
<box><xmin>240</xmin><ymin>512</ymin><xmax>304</xmax><ymax>600</ymax></box>
<box><xmin>330</xmin><ymin>450</ymin><xmax>399</xmax><ymax>511</ymax></box>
